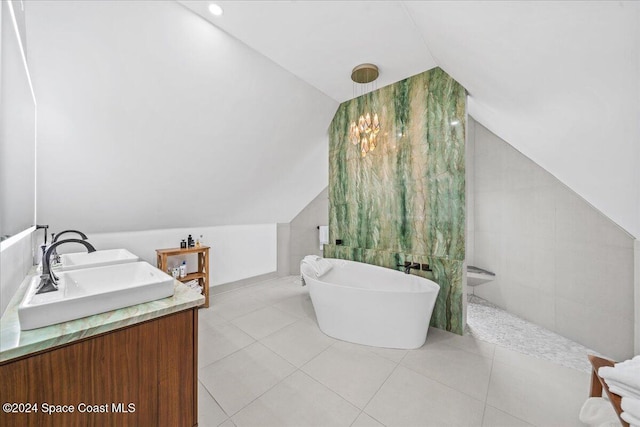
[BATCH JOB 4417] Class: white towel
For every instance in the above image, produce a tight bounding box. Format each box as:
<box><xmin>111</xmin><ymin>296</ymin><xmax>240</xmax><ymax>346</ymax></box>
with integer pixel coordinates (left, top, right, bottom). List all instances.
<box><xmin>579</xmin><ymin>397</ymin><xmax>619</xmax><ymax>427</ymax></box>
<box><xmin>621</xmin><ymin>411</ymin><xmax>640</xmax><ymax>427</ymax></box>
<box><xmin>609</xmin><ymin>382</ymin><xmax>640</xmax><ymax>400</ymax></box>
<box><xmin>301</xmin><ymin>255</ymin><xmax>332</xmax><ymax>278</ymax></box>
<box><xmin>622</xmin><ymin>398</ymin><xmax>640</xmax><ymax>420</ymax></box>
<box><xmin>599</xmin><ymin>358</ymin><xmax>640</xmax><ymax>391</ymax></box>
<box><xmin>617</xmin><ymin>356</ymin><xmax>640</xmax><ymax>369</ymax></box>
<box><xmin>318</xmin><ymin>226</ymin><xmax>329</xmax><ymax>250</ymax></box>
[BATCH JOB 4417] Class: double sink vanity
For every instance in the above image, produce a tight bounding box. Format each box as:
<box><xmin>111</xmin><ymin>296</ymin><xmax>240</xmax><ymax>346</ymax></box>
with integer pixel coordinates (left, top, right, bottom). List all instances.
<box><xmin>0</xmin><ymin>245</ymin><xmax>204</xmax><ymax>426</ymax></box>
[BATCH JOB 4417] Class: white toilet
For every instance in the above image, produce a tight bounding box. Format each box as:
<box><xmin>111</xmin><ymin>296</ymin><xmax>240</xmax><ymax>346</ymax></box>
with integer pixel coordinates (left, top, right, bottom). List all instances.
<box><xmin>467</xmin><ymin>265</ymin><xmax>495</xmax><ymax>287</ymax></box>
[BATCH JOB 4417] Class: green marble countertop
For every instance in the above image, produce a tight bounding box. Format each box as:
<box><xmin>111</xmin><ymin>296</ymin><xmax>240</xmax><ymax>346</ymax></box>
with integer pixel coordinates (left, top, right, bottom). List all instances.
<box><xmin>0</xmin><ymin>268</ymin><xmax>204</xmax><ymax>363</ymax></box>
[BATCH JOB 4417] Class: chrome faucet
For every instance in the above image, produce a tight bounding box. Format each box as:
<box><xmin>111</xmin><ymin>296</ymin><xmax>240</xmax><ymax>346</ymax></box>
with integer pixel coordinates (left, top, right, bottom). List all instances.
<box><xmin>397</xmin><ymin>262</ymin><xmax>421</xmax><ymax>274</ymax></box>
<box><xmin>51</xmin><ymin>230</ymin><xmax>88</xmax><ymax>264</ymax></box>
<box><xmin>37</xmin><ymin>239</ymin><xmax>96</xmax><ymax>294</ymax></box>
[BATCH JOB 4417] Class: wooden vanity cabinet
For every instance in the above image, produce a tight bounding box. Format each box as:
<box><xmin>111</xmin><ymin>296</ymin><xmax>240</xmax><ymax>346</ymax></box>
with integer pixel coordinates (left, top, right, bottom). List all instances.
<box><xmin>0</xmin><ymin>308</ymin><xmax>198</xmax><ymax>427</ymax></box>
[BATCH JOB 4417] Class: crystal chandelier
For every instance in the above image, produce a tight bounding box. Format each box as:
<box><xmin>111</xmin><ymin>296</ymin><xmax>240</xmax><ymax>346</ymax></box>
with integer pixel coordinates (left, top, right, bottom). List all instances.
<box><xmin>348</xmin><ymin>64</ymin><xmax>381</xmax><ymax>157</ymax></box>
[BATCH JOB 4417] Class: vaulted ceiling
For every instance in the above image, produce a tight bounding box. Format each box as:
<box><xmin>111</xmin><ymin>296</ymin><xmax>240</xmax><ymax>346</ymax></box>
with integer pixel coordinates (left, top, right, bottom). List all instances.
<box><xmin>181</xmin><ymin>0</ymin><xmax>640</xmax><ymax>238</ymax></box>
<box><xmin>26</xmin><ymin>1</ymin><xmax>639</xmax><ymax>237</ymax></box>
<box><xmin>27</xmin><ymin>0</ymin><xmax>337</xmax><ymax>233</ymax></box>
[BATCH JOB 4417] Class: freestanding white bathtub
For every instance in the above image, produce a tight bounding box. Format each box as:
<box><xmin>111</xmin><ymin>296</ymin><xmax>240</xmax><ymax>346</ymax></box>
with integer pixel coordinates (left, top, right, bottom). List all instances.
<box><xmin>301</xmin><ymin>258</ymin><xmax>440</xmax><ymax>349</ymax></box>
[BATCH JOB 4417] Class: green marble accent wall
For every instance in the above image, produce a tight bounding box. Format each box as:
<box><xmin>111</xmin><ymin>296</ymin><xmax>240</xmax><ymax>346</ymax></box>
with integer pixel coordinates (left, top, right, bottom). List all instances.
<box><xmin>327</xmin><ymin>67</ymin><xmax>466</xmax><ymax>334</ymax></box>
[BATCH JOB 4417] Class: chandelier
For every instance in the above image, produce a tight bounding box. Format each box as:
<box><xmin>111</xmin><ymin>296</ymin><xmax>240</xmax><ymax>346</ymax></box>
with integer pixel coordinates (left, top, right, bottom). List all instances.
<box><xmin>348</xmin><ymin>64</ymin><xmax>381</xmax><ymax>157</ymax></box>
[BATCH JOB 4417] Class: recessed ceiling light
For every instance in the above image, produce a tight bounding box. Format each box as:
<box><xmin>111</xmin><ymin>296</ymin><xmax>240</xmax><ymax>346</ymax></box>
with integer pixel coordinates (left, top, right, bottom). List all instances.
<box><xmin>208</xmin><ymin>3</ymin><xmax>223</xmax><ymax>16</ymax></box>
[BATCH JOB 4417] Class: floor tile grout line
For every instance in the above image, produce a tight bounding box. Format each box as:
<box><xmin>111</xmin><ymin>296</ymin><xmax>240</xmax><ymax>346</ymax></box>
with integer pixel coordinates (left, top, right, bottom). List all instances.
<box><xmin>399</xmin><ymin>343</ymin><xmax>495</xmax><ymax>403</ymax></box>
<box><xmin>399</xmin><ymin>358</ymin><xmax>488</xmax><ymax>404</ymax></box>
<box><xmin>198</xmin><ymin>378</ymin><xmax>233</xmax><ymax>421</ymax></box>
<box><xmin>199</xmin><ymin>285</ymin><xmax>320</xmax><ymax>371</ymax></box>
<box><xmin>208</xmin><ymin>300</ymin><xmax>309</xmax><ymax>340</ymax></box>
<box><xmin>293</xmin><ymin>368</ymin><xmax>363</xmax><ymax>418</ymax></box>
<box><xmin>211</xmin><ymin>277</ymin><xmax>286</xmax><ymax>297</ymax></box>
<box><xmin>356</xmin><ymin>361</ymin><xmax>402</xmax><ymax>427</ymax></box>
<box><xmin>479</xmin><ymin>352</ymin><xmax>496</xmax><ymax>425</ymax></box>
<box><xmin>205</xmin><ymin>341</ymin><xmax>299</xmax><ymax>420</ymax></box>
<box><xmin>227</xmin><ymin>367</ymin><xmax>301</xmax><ymax>421</ymax></box>
<box><xmin>215</xmin><ymin>303</ymin><xmax>269</xmax><ymax>324</ymax></box>
<box><xmin>267</xmin><ymin>302</ymin><xmax>311</xmax><ymax>323</ymax></box>
<box><xmin>297</xmin><ymin>338</ymin><xmax>340</xmax><ymax>371</ymax></box>
<box><xmin>298</xmin><ymin>347</ymin><xmax>376</xmax><ymax>410</ymax></box>
<box><xmin>211</xmin><ymin>359</ymin><xmax>360</xmax><ymax>422</ymax></box>
<box><xmin>255</xmin><ymin>316</ymin><xmax>312</xmax><ymax>343</ymax></box>
<box><xmin>201</xmin><ymin>275</ymin><xmax>589</xmax><ymax>426</ymax></box>
<box><xmin>299</xmin><ymin>338</ymin><xmax>404</xmax><ymax>414</ymax></box>
<box><xmin>197</xmin><ymin>378</ymin><xmax>230</xmax><ymax>421</ymax></box>
<box><xmin>197</xmin><ymin>326</ymin><xmax>257</xmax><ymax>371</ymax></box>
<box><xmin>483</xmin><ymin>403</ymin><xmax>534</xmax><ymax>427</ymax></box>
<box><xmin>349</xmin><ymin>410</ymin><xmax>365</xmax><ymax>427</ymax></box>
<box><xmin>231</xmin><ymin>315</ymin><xmax>299</xmax><ymax>342</ymax></box>
<box><xmin>423</xmin><ymin>335</ymin><xmax>496</xmax><ymax>362</ymax></box>
<box><xmin>199</xmin><ymin>276</ymin><xmax>314</xmax><ymax>422</ymax></box>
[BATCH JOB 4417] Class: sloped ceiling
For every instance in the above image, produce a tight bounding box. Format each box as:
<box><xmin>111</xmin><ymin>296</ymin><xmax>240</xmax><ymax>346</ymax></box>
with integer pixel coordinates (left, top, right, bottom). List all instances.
<box><xmin>179</xmin><ymin>1</ymin><xmax>438</xmax><ymax>101</ymax></box>
<box><xmin>26</xmin><ymin>0</ymin><xmax>338</xmax><ymax>233</ymax></box>
<box><xmin>182</xmin><ymin>1</ymin><xmax>640</xmax><ymax>238</ymax></box>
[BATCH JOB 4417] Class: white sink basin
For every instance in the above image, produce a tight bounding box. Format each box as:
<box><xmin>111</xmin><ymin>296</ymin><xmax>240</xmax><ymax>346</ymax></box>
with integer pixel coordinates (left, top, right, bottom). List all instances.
<box><xmin>45</xmin><ymin>248</ymin><xmax>139</xmax><ymax>272</ymax></box>
<box><xmin>19</xmin><ymin>261</ymin><xmax>175</xmax><ymax>330</ymax></box>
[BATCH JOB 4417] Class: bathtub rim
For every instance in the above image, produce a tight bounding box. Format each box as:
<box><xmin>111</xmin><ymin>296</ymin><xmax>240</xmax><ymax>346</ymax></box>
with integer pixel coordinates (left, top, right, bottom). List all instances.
<box><xmin>302</xmin><ymin>258</ymin><xmax>440</xmax><ymax>294</ymax></box>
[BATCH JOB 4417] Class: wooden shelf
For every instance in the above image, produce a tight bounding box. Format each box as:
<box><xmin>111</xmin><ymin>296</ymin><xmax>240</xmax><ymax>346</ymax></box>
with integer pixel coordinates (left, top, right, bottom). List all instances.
<box><xmin>156</xmin><ymin>246</ymin><xmax>210</xmax><ymax>256</ymax></box>
<box><xmin>156</xmin><ymin>246</ymin><xmax>210</xmax><ymax>308</ymax></box>
<box><xmin>179</xmin><ymin>272</ymin><xmax>205</xmax><ymax>282</ymax></box>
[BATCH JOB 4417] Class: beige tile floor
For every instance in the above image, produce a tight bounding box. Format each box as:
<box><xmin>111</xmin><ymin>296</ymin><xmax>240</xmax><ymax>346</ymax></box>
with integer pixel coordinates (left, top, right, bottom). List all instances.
<box><xmin>198</xmin><ymin>276</ymin><xmax>590</xmax><ymax>427</ymax></box>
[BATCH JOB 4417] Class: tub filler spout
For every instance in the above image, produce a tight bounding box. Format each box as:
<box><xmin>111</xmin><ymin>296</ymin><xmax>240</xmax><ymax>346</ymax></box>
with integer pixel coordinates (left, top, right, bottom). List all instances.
<box><xmin>397</xmin><ymin>262</ymin><xmax>420</xmax><ymax>274</ymax></box>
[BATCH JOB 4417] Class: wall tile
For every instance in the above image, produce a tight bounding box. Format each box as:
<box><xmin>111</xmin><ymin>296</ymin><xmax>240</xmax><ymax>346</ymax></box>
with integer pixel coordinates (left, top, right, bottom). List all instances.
<box><xmin>555</xmin><ymin>297</ymin><xmax>632</xmax><ymax>361</ymax></box>
<box><xmin>472</xmin><ymin>117</ymin><xmax>635</xmax><ymax>358</ymax></box>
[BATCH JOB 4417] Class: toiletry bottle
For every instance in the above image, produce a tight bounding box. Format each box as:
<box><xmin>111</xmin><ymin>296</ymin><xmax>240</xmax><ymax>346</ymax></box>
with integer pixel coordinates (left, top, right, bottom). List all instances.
<box><xmin>180</xmin><ymin>261</ymin><xmax>187</xmax><ymax>278</ymax></box>
<box><xmin>180</xmin><ymin>239</ymin><xmax>187</xmax><ymax>249</ymax></box>
<box><xmin>188</xmin><ymin>234</ymin><xmax>194</xmax><ymax>248</ymax></box>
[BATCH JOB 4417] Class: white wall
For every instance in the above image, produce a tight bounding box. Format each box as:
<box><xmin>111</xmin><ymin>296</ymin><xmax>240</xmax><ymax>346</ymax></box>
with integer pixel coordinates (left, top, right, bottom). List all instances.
<box><xmin>465</xmin><ymin>114</ymin><xmax>475</xmax><ymax>266</ymax></box>
<box><xmin>471</xmin><ymin>118</ymin><xmax>635</xmax><ymax>360</ymax></box>
<box><xmin>288</xmin><ymin>187</ymin><xmax>328</xmax><ymax>275</ymax></box>
<box><xmin>407</xmin><ymin>1</ymin><xmax>640</xmax><ymax>239</ymax></box>
<box><xmin>635</xmin><ymin>240</ymin><xmax>640</xmax><ymax>355</ymax></box>
<box><xmin>85</xmin><ymin>224</ymin><xmax>277</xmax><ymax>287</ymax></box>
<box><xmin>276</xmin><ymin>223</ymin><xmax>290</xmax><ymax>277</ymax></box>
<box><xmin>26</xmin><ymin>0</ymin><xmax>337</xmax><ymax>234</ymax></box>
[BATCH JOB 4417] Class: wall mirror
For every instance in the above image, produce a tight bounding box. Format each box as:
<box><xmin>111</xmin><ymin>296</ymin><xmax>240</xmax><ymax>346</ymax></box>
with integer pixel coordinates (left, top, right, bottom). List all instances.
<box><xmin>0</xmin><ymin>0</ymin><xmax>37</xmax><ymax>242</ymax></box>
